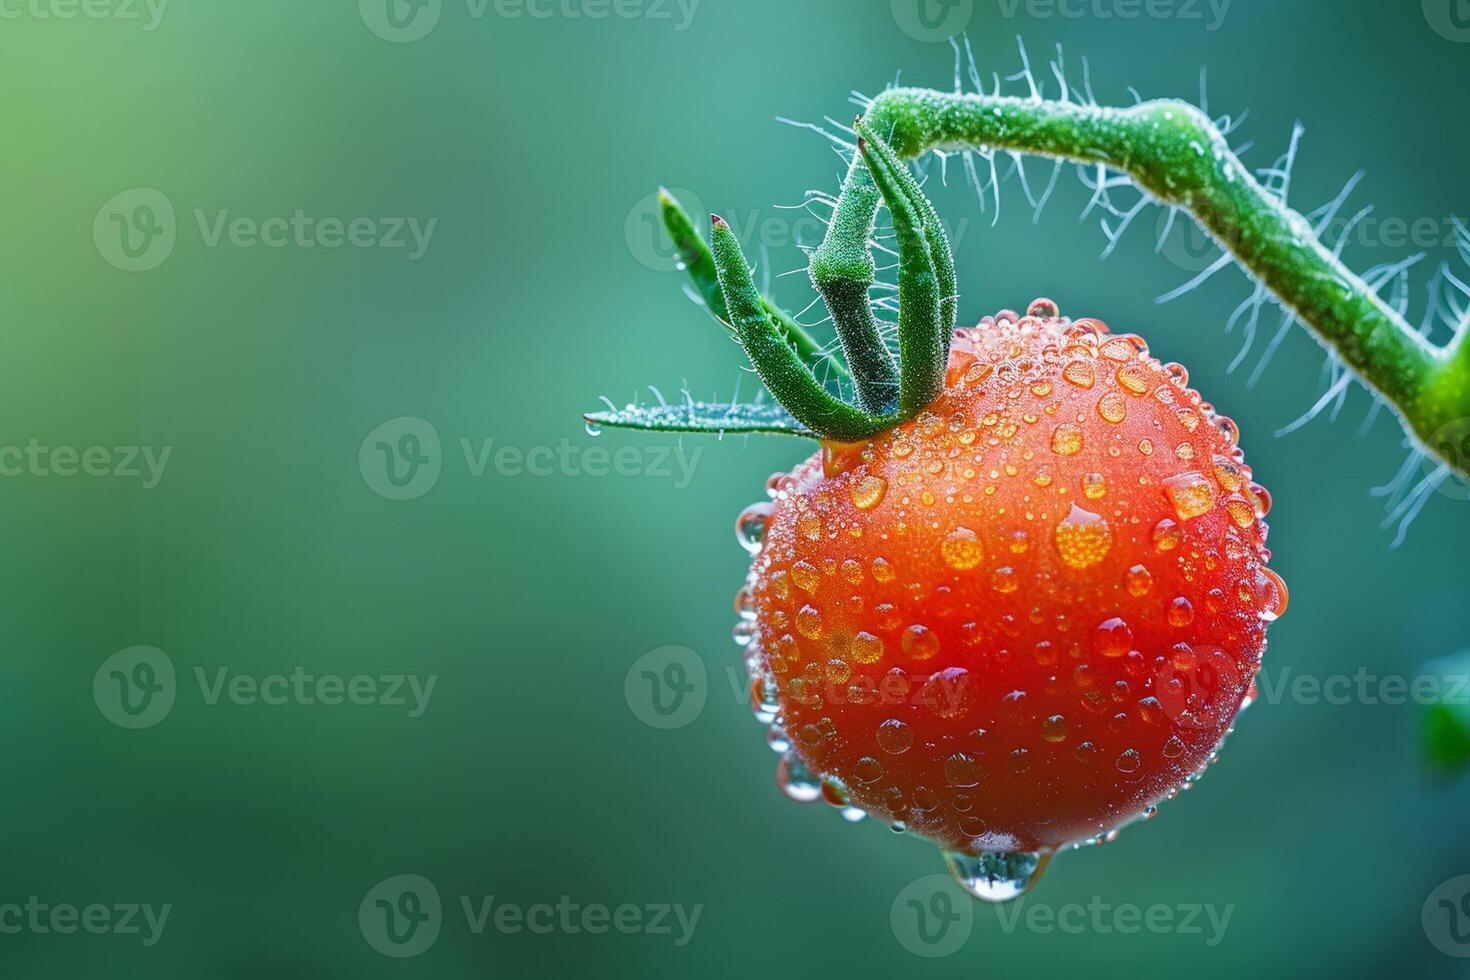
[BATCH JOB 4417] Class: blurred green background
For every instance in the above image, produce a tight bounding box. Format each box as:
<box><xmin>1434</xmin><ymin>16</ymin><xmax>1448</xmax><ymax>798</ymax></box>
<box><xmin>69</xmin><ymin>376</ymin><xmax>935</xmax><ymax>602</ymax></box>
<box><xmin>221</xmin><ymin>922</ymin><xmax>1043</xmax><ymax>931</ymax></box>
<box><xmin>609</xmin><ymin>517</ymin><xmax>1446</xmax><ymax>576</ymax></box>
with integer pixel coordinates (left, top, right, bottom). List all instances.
<box><xmin>2</xmin><ymin>0</ymin><xmax>1469</xmax><ymax>975</ymax></box>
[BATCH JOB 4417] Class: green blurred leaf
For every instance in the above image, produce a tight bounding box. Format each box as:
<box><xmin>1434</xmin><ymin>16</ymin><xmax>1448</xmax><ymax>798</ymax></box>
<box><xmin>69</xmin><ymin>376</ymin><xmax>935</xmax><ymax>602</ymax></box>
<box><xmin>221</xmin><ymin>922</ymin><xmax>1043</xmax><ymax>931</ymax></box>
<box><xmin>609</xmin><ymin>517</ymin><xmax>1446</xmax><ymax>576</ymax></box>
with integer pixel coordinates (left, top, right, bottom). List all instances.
<box><xmin>1420</xmin><ymin>652</ymin><xmax>1470</xmax><ymax>775</ymax></box>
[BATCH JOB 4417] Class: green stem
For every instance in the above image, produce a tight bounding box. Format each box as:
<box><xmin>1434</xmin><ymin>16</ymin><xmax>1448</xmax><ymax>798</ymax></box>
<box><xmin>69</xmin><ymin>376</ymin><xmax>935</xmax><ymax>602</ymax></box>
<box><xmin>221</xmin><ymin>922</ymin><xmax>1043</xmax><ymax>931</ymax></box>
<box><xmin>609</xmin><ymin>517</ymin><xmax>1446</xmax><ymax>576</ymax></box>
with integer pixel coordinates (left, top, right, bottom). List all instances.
<box><xmin>820</xmin><ymin>88</ymin><xmax>1469</xmax><ymax>479</ymax></box>
<box><xmin>856</xmin><ymin>121</ymin><xmax>954</xmax><ymax>416</ymax></box>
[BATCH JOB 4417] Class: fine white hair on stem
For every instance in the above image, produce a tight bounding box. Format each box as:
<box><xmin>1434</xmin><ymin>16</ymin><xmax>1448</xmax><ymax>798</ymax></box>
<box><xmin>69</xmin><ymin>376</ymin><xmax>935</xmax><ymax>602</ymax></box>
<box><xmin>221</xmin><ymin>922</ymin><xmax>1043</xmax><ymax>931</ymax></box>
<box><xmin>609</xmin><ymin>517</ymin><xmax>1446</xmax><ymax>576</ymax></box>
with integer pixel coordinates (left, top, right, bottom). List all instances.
<box><xmin>762</xmin><ymin>36</ymin><xmax>1466</xmax><ymax>539</ymax></box>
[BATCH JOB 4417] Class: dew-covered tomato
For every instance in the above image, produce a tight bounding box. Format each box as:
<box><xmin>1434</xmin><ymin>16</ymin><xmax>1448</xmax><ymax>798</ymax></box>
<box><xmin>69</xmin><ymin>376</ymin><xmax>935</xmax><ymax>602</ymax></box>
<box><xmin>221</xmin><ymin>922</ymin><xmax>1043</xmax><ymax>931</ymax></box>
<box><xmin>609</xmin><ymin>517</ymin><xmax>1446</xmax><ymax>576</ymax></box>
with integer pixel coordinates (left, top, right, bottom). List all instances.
<box><xmin>746</xmin><ymin>307</ymin><xmax>1286</xmax><ymax>861</ymax></box>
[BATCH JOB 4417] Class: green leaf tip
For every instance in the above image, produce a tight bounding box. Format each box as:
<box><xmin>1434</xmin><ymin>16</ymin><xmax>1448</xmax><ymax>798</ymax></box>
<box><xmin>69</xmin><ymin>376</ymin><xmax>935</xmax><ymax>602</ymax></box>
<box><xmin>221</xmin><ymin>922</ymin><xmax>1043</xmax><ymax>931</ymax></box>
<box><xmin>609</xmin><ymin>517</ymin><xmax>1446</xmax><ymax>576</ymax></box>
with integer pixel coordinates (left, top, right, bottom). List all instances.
<box><xmin>656</xmin><ymin>190</ymin><xmax>843</xmax><ymax>379</ymax></box>
<box><xmin>707</xmin><ymin>217</ymin><xmax>894</xmax><ymax>443</ymax></box>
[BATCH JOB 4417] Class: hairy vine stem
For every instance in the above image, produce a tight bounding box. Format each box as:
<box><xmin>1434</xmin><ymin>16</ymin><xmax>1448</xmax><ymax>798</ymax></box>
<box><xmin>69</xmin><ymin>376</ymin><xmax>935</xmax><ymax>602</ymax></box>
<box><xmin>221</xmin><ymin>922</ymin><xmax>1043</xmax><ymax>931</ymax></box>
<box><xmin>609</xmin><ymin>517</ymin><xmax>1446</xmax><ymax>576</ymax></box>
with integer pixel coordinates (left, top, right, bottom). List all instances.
<box><xmin>815</xmin><ymin>87</ymin><xmax>1470</xmax><ymax>480</ymax></box>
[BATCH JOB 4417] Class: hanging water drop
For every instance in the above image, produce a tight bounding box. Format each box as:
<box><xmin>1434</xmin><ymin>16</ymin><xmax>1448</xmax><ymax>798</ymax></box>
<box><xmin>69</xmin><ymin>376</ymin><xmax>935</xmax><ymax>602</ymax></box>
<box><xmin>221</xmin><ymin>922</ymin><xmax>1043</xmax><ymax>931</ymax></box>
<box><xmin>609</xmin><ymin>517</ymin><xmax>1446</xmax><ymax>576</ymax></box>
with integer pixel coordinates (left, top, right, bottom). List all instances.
<box><xmin>735</xmin><ymin>502</ymin><xmax>773</xmax><ymax>554</ymax></box>
<box><xmin>766</xmin><ymin>722</ymin><xmax>791</xmax><ymax>753</ymax></box>
<box><xmin>777</xmin><ymin>752</ymin><xmax>822</xmax><ymax>803</ymax></box>
<box><xmin>943</xmin><ymin>850</ymin><xmax>1052</xmax><ymax>903</ymax></box>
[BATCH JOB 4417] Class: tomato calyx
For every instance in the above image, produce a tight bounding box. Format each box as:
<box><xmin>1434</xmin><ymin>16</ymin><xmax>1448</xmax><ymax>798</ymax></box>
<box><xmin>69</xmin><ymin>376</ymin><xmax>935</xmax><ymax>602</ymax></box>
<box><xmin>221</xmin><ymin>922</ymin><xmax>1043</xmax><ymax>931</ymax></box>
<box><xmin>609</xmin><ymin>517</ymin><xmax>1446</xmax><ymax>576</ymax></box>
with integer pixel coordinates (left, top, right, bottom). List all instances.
<box><xmin>585</xmin><ymin>124</ymin><xmax>959</xmax><ymax>443</ymax></box>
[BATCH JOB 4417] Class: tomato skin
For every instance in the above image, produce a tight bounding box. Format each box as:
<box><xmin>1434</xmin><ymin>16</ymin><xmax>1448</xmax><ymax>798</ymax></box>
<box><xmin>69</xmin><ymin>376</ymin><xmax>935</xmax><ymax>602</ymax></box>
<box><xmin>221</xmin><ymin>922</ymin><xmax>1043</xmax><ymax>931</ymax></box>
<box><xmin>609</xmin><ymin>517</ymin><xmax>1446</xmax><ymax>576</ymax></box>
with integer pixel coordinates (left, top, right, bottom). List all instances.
<box><xmin>751</xmin><ymin>313</ymin><xmax>1284</xmax><ymax>854</ymax></box>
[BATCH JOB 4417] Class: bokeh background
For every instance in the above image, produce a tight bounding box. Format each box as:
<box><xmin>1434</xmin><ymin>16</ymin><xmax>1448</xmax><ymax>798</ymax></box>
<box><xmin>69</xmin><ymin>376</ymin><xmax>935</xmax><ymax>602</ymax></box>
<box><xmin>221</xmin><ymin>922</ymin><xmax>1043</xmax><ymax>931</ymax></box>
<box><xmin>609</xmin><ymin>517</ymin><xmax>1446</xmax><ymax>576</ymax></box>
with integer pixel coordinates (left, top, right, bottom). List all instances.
<box><xmin>3</xmin><ymin>0</ymin><xmax>1469</xmax><ymax>975</ymax></box>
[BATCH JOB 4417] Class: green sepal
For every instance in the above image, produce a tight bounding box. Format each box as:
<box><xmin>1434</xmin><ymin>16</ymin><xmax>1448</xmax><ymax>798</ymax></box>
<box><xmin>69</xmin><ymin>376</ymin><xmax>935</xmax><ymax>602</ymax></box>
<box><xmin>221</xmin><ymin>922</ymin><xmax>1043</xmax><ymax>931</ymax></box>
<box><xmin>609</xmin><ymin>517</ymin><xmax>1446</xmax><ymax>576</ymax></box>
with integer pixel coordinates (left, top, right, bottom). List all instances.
<box><xmin>709</xmin><ymin>216</ymin><xmax>896</xmax><ymax>443</ymax></box>
<box><xmin>658</xmin><ymin>189</ymin><xmax>846</xmax><ymax>380</ymax></box>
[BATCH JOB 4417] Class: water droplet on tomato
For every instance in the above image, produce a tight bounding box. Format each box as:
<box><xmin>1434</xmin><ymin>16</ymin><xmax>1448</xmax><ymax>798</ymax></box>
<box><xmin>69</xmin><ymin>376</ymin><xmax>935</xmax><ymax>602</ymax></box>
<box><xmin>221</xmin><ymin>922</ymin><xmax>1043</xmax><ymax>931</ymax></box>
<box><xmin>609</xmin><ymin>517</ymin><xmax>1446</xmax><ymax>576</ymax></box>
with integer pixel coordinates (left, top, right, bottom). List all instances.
<box><xmin>849</xmin><ymin>473</ymin><xmax>888</xmax><ymax>510</ymax></box>
<box><xmin>944</xmin><ymin>850</ymin><xmax>1051</xmax><ymax>903</ymax></box>
<box><xmin>1163</xmin><ymin>471</ymin><xmax>1219</xmax><ymax>521</ymax></box>
<box><xmin>1117</xmin><ymin>362</ymin><xmax>1150</xmax><ymax>394</ymax></box>
<box><xmin>1168</xmin><ymin>596</ymin><xmax>1195</xmax><ymax>626</ymax></box>
<box><xmin>796</xmin><ymin>604</ymin><xmax>823</xmax><ymax>639</ymax></box>
<box><xmin>853</xmin><ymin>756</ymin><xmax>886</xmax><ymax>784</ymax></box>
<box><xmin>1063</xmin><ymin>360</ymin><xmax>1096</xmax><ymax>389</ymax></box>
<box><xmin>1224</xmin><ymin>497</ymin><xmax>1256</xmax><ymax>529</ymax></box>
<box><xmin>1152</xmin><ymin>518</ymin><xmax>1184</xmax><ymax>551</ymax></box>
<box><xmin>1095</xmin><ymin>617</ymin><xmax>1133</xmax><ymax>657</ymax></box>
<box><xmin>1054</xmin><ymin>504</ymin><xmax>1113</xmax><ymax>569</ymax></box>
<box><xmin>735</xmin><ymin>502</ymin><xmax>773</xmax><ymax>554</ymax></box>
<box><xmin>1097</xmin><ymin>392</ymin><xmax>1127</xmax><ymax>423</ymax></box>
<box><xmin>877</xmin><ymin>718</ymin><xmax>914</xmax><ymax>754</ymax></box>
<box><xmin>777</xmin><ymin>752</ymin><xmax>822</xmax><ymax>802</ymax></box>
<box><xmin>941</xmin><ymin>526</ymin><xmax>984</xmax><ymax>570</ymax></box>
<box><xmin>903</xmin><ymin>624</ymin><xmax>941</xmax><ymax>661</ymax></box>
<box><xmin>851</xmin><ymin>631</ymin><xmax>884</xmax><ymax>664</ymax></box>
<box><xmin>943</xmin><ymin>751</ymin><xmax>984</xmax><ymax>786</ymax></box>
<box><xmin>1051</xmin><ymin>423</ymin><xmax>1084</xmax><ymax>456</ymax></box>
<box><xmin>1256</xmin><ymin>567</ymin><xmax>1289</xmax><ymax>621</ymax></box>
<box><xmin>767</xmin><ymin>723</ymin><xmax>791</xmax><ymax>753</ymax></box>
<box><xmin>1212</xmin><ymin>455</ymin><xmax>1245</xmax><ymax>492</ymax></box>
